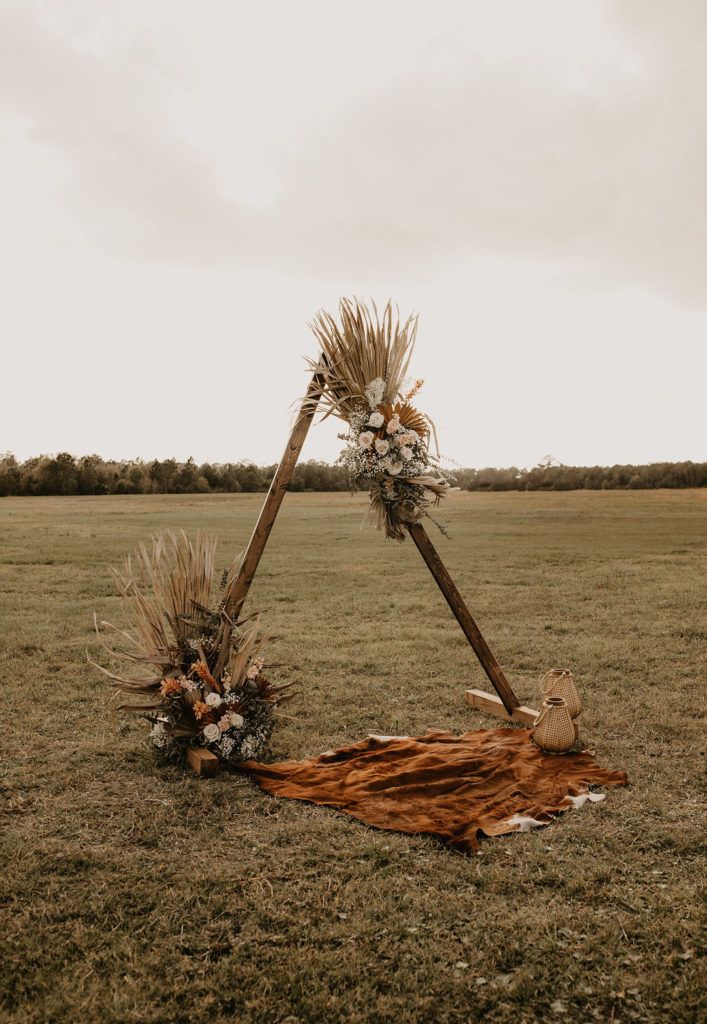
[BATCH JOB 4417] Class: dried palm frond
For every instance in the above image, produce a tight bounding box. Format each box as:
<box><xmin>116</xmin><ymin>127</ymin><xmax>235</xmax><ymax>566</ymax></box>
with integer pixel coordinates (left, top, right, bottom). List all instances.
<box><xmin>305</xmin><ymin>297</ymin><xmax>418</xmax><ymax>423</ymax></box>
<box><xmin>108</xmin><ymin>530</ymin><xmax>228</xmax><ymax>676</ymax></box>
<box><xmin>91</xmin><ymin>530</ymin><xmax>292</xmax><ymax>767</ymax></box>
<box><xmin>379</xmin><ymin>401</ymin><xmax>430</xmax><ymax>439</ymax></box>
<box><xmin>90</xmin><ymin>530</ymin><xmax>265</xmax><ymax>704</ymax></box>
<box><xmin>306</xmin><ymin>297</ymin><xmax>454</xmax><ymax>541</ymax></box>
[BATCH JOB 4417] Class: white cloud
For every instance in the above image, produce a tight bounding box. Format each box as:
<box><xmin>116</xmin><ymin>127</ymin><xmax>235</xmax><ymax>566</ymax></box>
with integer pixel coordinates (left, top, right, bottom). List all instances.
<box><xmin>0</xmin><ymin>0</ymin><xmax>704</xmax><ymax>465</ymax></box>
<box><xmin>3</xmin><ymin>1</ymin><xmax>706</xmax><ymax>300</ymax></box>
<box><xmin>0</xmin><ymin>3</ymin><xmax>250</xmax><ymax>261</ymax></box>
<box><xmin>267</xmin><ymin>1</ymin><xmax>707</xmax><ymax>303</ymax></box>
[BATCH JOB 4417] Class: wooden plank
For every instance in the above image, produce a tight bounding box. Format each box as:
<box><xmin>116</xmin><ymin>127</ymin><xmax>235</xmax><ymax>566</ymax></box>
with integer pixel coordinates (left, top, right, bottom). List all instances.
<box><xmin>465</xmin><ymin>689</ymin><xmax>538</xmax><ymax>726</ymax></box>
<box><xmin>223</xmin><ymin>365</ymin><xmax>326</xmax><ymax>623</ymax></box>
<box><xmin>406</xmin><ymin>521</ymin><xmax>521</xmax><ymax>714</ymax></box>
<box><xmin>186</xmin><ymin>747</ymin><xmax>220</xmax><ymax>778</ymax></box>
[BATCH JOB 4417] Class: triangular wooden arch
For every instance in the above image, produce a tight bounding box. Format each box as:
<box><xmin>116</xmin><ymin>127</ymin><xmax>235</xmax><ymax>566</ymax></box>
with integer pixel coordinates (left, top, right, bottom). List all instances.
<box><xmin>226</xmin><ymin>367</ymin><xmax>538</xmax><ymax>726</ymax></box>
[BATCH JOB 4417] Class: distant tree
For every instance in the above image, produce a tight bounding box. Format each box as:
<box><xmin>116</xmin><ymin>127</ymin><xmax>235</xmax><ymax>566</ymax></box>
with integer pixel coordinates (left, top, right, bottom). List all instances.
<box><xmin>0</xmin><ymin>453</ymin><xmax>21</xmax><ymax>496</ymax></box>
<box><xmin>77</xmin><ymin>454</ymin><xmax>106</xmax><ymax>495</ymax></box>
<box><xmin>239</xmin><ymin>464</ymin><xmax>263</xmax><ymax>492</ymax></box>
<box><xmin>149</xmin><ymin>459</ymin><xmax>178</xmax><ymax>493</ymax></box>
<box><xmin>43</xmin><ymin>453</ymin><xmax>79</xmax><ymax>495</ymax></box>
<box><xmin>128</xmin><ymin>462</ymin><xmax>147</xmax><ymax>491</ymax></box>
<box><xmin>1</xmin><ymin>454</ymin><xmax>705</xmax><ymax>496</ymax></box>
<box><xmin>175</xmin><ymin>457</ymin><xmax>199</xmax><ymax>493</ymax></box>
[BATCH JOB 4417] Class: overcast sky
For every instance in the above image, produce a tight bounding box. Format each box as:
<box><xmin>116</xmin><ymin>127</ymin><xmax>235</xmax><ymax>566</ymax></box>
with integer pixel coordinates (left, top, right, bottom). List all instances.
<box><xmin>1</xmin><ymin>0</ymin><xmax>705</xmax><ymax>467</ymax></box>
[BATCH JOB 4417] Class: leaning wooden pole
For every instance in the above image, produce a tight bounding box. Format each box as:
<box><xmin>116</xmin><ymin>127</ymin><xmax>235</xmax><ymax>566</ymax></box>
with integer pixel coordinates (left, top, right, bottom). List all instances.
<box><xmin>406</xmin><ymin>520</ymin><xmax>520</xmax><ymax>715</ymax></box>
<box><xmin>223</xmin><ymin>366</ymin><xmax>326</xmax><ymax>623</ymax></box>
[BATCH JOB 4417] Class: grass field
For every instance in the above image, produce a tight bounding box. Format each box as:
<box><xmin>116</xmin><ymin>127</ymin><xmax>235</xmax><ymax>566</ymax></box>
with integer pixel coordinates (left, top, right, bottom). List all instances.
<box><xmin>1</xmin><ymin>490</ymin><xmax>705</xmax><ymax>1023</ymax></box>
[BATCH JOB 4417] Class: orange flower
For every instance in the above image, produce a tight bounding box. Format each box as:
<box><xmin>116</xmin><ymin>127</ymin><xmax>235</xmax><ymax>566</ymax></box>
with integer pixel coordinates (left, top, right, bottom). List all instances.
<box><xmin>192</xmin><ymin>701</ymin><xmax>210</xmax><ymax>721</ymax></box>
<box><xmin>190</xmin><ymin>661</ymin><xmax>216</xmax><ymax>686</ymax></box>
<box><xmin>159</xmin><ymin>678</ymin><xmax>183</xmax><ymax>697</ymax></box>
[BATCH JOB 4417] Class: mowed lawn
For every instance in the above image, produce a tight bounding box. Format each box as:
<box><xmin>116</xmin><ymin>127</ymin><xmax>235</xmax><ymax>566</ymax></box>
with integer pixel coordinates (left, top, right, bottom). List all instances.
<box><xmin>1</xmin><ymin>490</ymin><xmax>705</xmax><ymax>1024</ymax></box>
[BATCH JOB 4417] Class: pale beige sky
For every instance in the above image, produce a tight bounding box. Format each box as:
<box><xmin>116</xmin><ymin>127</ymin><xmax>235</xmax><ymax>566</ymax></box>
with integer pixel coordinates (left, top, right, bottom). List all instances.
<box><xmin>1</xmin><ymin>0</ymin><xmax>705</xmax><ymax>466</ymax></box>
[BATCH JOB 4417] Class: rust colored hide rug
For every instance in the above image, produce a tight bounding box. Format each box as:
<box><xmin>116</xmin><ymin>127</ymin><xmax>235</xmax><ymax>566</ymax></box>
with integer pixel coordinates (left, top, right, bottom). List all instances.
<box><xmin>242</xmin><ymin>727</ymin><xmax>628</xmax><ymax>854</ymax></box>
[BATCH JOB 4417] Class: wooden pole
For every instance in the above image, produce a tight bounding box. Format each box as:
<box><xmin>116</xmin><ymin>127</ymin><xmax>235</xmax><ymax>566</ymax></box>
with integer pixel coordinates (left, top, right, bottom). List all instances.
<box><xmin>224</xmin><ymin>367</ymin><xmax>325</xmax><ymax>622</ymax></box>
<box><xmin>220</xmin><ymin>363</ymin><xmax>523</xmax><ymax>719</ymax></box>
<box><xmin>406</xmin><ymin>520</ymin><xmax>520</xmax><ymax>715</ymax></box>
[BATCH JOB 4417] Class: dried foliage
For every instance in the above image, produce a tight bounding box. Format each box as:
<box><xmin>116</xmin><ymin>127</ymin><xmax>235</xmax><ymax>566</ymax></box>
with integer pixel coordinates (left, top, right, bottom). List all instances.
<box><xmin>305</xmin><ymin>297</ymin><xmax>418</xmax><ymax>423</ymax></box>
<box><xmin>306</xmin><ymin>297</ymin><xmax>454</xmax><ymax>540</ymax></box>
<box><xmin>90</xmin><ymin>530</ymin><xmax>292</xmax><ymax>763</ymax></box>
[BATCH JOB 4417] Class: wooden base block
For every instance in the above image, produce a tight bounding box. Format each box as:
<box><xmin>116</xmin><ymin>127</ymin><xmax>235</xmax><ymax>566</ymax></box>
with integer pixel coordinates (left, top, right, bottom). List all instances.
<box><xmin>186</xmin><ymin>747</ymin><xmax>220</xmax><ymax>778</ymax></box>
<box><xmin>465</xmin><ymin>689</ymin><xmax>539</xmax><ymax>726</ymax></box>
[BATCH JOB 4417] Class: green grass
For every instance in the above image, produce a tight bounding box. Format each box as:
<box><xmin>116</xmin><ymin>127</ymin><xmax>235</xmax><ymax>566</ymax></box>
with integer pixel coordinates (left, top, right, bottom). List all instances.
<box><xmin>1</xmin><ymin>491</ymin><xmax>705</xmax><ymax>1023</ymax></box>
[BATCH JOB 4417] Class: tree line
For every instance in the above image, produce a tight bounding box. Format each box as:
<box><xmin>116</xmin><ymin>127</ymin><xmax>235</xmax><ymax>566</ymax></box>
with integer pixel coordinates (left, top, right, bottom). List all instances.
<box><xmin>0</xmin><ymin>453</ymin><xmax>704</xmax><ymax>496</ymax></box>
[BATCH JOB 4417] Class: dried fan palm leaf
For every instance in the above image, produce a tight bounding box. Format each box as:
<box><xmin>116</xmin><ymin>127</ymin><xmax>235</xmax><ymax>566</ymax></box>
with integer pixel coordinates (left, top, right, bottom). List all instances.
<box><xmin>106</xmin><ymin>530</ymin><xmax>231</xmax><ymax>673</ymax></box>
<box><xmin>305</xmin><ymin>297</ymin><xmax>453</xmax><ymax>541</ymax></box>
<box><xmin>305</xmin><ymin>297</ymin><xmax>417</xmax><ymax>423</ymax></box>
<box><xmin>92</xmin><ymin>531</ymin><xmax>288</xmax><ymax>767</ymax></box>
<box><xmin>92</xmin><ymin>530</ymin><xmax>241</xmax><ymax>693</ymax></box>
<box><xmin>379</xmin><ymin>401</ymin><xmax>430</xmax><ymax>438</ymax></box>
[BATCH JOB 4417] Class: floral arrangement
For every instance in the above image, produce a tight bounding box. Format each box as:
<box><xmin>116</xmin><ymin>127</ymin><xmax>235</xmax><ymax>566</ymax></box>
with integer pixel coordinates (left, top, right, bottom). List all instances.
<box><xmin>307</xmin><ymin>298</ymin><xmax>454</xmax><ymax>540</ymax></box>
<box><xmin>146</xmin><ymin>630</ymin><xmax>279</xmax><ymax>765</ymax></box>
<box><xmin>91</xmin><ymin>530</ymin><xmax>292</xmax><ymax>766</ymax></box>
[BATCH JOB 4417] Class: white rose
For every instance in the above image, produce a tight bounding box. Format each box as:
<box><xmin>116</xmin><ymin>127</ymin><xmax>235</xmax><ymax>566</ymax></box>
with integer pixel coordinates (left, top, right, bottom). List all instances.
<box><xmin>202</xmin><ymin>724</ymin><xmax>220</xmax><ymax>743</ymax></box>
<box><xmin>230</xmin><ymin>713</ymin><xmax>244</xmax><ymax>729</ymax></box>
<box><xmin>384</xmin><ymin>460</ymin><xmax>403</xmax><ymax>476</ymax></box>
<box><xmin>205</xmin><ymin>692</ymin><xmax>222</xmax><ymax>706</ymax></box>
<box><xmin>358</xmin><ymin>431</ymin><xmax>374</xmax><ymax>449</ymax></box>
<box><xmin>386</xmin><ymin>415</ymin><xmax>401</xmax><ymax>435</ymax></box>
<box><xmin>400</xmin><ymin>446</ymin><xmax>413</xmax><ymax>461</ymax></box>
<box><xmin>374</xmin><ymin>439</ymin><xmax>389</xmax><ymax>455</ymax></box>
<box><xmin>368</xmin><ymin>411</ymin><xmax>384</xmax><ymax>428</ymax></box>
<box><xmin>398</xmin><ymin>431</ymin><xmax>416</xmax><ymax>447</ymax></box>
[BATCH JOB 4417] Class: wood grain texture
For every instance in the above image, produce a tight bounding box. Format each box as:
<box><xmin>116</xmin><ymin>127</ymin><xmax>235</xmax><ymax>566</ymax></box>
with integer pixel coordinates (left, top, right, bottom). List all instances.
<box><xmin>224</xmin><ymin>367</ymin><xmax>326</xmax><ymax>621</ymax></box>
<box><xmin>406</xmin><ymin>521</ymin><xmax>520</xmax><ymax>714</ymax></box>
<box><xmin>465</xmin><ymin>689</ymin><xmax>538</xmax><ymax>726</ymax></box>
<box><xmin>186</xmin><ymin>747</ymin><xmax>220</xmax><ymax>778</ymax></box>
